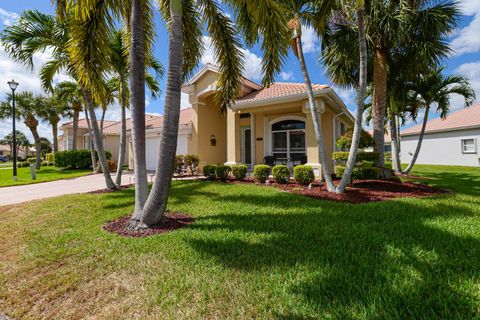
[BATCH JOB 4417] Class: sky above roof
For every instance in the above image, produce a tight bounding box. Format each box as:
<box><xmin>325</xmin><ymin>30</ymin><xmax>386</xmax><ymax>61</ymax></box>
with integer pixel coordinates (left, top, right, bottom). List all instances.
<box><xmin>0</xmin><ymin>1</ymin><xmax>479</xmax><ymax>141</ymax></box>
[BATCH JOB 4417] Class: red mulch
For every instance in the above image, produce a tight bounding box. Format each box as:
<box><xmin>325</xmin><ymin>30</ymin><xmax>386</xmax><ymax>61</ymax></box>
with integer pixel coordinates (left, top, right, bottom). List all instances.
<box><xmin>88</xmin><ymin>185</ymin><xmax>132</xmax><ymax>194</ymax></box>
<box><xmin>226</xmin><ymin>178</ymin><xmax>449</xmax><ymax>204</ymax></box>
<box><xmin>103</xmin><ymin>213</ymin><xmax>195</xmax><ymax>237</ymax></box>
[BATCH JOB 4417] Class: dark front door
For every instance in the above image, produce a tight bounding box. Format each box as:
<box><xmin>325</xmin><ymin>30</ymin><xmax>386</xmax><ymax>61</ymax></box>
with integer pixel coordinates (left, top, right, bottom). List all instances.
<box><xmin>244</xmin><ymin>128</ymin><xmax>251</xmax><ymax>165</ymax></box>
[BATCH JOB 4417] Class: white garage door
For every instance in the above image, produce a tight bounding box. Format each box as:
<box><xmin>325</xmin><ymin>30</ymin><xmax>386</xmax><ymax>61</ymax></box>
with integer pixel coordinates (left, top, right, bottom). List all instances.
<box><xmin>145</xmin><ymin>134</ymin><xmax>189</xmax><ymax>171</ymax></box>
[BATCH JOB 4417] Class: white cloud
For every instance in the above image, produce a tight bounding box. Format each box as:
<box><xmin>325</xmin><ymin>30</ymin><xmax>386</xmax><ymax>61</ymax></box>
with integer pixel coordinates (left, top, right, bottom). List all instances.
<box><xmin>450</xmin><ymin>0</ymin><xmax>480</xmax><ymax>56</ymax></box>
<box><xmin>332</xmin><ymin>86</ymin><xmax>356</xmax><ymax>111</ymax></box>
<box><xmin>0</xmin><ymin>8</ymin><xmax>19</xmax><ymax>26</ymax></box>
<box><xmin>279</xmin><ymin>71</ymin><xmax>294</xmax><ymax>81</ymax></box>
<box><xmin>200</xmin><ymin>35</ymin><xmax>263</xmax><ymax>81</ymax></box>
<box><xmin>452</xmin><ymin>61</ymin><xmax>480</xmax><ymax>109</ymax></box>
<box><xmin>301</xmin><ymin>25</ymin><xmax>320</xmax><ymax>54</ymax></box>
<box><xmin>181</xmin><ymin>92</ymin><xmax>191</xmax><ymax>109</ymax></box>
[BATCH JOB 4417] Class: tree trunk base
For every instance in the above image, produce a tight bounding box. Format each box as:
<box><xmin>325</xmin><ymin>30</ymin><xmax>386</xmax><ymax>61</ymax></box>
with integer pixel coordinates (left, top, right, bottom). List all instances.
<box><xmin>126</xmin><ymin>218</ymin><xmax>149</xmax><ymax>231</ymax></box>
<box><xmin>378</xmin><ymin>167</ymin><xmax>394</xmax><ymax>180</ymax></box>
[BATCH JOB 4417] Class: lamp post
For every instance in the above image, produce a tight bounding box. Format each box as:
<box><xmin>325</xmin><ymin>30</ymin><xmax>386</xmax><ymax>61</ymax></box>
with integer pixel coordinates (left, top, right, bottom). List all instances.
<box><xmin>8</xmin><ymin>79</ymin><xmax>19</xmax><ymax>181</ymax></box>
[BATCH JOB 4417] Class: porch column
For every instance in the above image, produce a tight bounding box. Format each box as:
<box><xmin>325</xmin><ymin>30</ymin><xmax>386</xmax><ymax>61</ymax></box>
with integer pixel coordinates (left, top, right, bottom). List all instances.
<box><xmin>303</xmin><ymin>98</ymin><xmax>325</xmax><ymax>180</ymax></box>
<box><xmin>250</xmin><ymin>113</ymin><xmax>256</xmax><ymax>166</ymax></box>
<box><xmin>225</xmin><ymin>108</ymin><xmax>240</xmax><ymax>165</ymax></box>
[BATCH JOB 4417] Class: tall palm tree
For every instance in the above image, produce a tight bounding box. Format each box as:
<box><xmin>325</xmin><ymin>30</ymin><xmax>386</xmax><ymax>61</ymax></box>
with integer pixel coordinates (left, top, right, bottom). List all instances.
<box><xmin>39</xmin><ymin>93</ymin><xmax>69</xmax><ymax>152</ymax></box>
<box><xmin>322</xmin><ymin>0</ymin><xmax>459</xmax><ymax>172</ymax></box>
<box><xmin>1</xmin><ymin>9</ymin><xmax>116</xmax><ymax>189</ymax></box>
<box><xmin>402</xmin><ymin>67</ymin><xmax>475</xmax><ymax>174</ymax></box>
<box><xmin>55</xmin><ymin>81</ymin><xmax>84</xmax><ymax>151</ymax></box>
<box><xmin>0</xmin><ymin>92</ymin><xmax>45</xmax><ymax>169</ymax></box>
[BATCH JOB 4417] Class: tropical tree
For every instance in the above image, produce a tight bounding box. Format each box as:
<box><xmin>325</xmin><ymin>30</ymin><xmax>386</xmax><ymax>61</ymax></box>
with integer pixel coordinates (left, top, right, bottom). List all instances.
<box><xmin>322</xmin><ymin>0</ymin><xmax>459</xmax><ymax>172</ymax></box>
<box><xmin>0</xmin><ymin>130</ymin><xmax>31</xmax><ymax>159</ymax></box>
<box><xmin>39</xmin><ymin>137</ymin><xmax>53</xmax><ymax>156</ymax></box>
<box><xmin>55</xmin><ymin>81</ymin><xmax>84</xmax><ymax>150</ymax></box>
<box><xmin>1</xmin><ymin>9</ymin><xmax>116</xmax><ymax>189</ymax></box>
<box><xmin>39</xmin><ymin>93</ymin><xmax>69</xmax><ymax>152</ymax></box>
<box><xmin>401</xmin><ymin>67</ymin><xmax>475</xmax><ymax>174</ymax></box>
<box><xmin>0</xmin><ymin>92</ymin><xmax>45</xmax><ymax>169</ymax></box>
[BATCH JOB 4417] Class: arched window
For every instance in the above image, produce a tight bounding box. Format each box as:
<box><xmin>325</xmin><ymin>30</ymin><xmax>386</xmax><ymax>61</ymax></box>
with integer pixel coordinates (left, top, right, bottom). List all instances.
<box><xmin>272</xmin><ymin>120</ymin><xmax>305</xmax><ymax>131</ymax></box>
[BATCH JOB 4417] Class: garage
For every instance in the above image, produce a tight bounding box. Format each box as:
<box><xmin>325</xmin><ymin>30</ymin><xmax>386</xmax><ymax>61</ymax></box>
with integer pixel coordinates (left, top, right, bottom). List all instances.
<box><xmin>145</xmin><ymin>130</ymin><xmax>190</xmax><ymax>171</ymax></box>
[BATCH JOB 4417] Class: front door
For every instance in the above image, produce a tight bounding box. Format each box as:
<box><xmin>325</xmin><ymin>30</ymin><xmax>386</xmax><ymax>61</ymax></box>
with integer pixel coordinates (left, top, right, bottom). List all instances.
<box><xmin>241</xmin><ymin>126</ymin><xmax>251</xmax><ymax>166</ymax></box>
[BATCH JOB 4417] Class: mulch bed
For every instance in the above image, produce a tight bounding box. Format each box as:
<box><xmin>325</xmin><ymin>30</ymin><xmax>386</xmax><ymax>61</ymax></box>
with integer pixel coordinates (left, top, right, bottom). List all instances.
<box><xmin>103</xmin><ymin>213</ymin><xmax>195</xmax><ymax>237</ymax></box>
<box><xmin>224</xmin><ymin>177</ymin><xmax>449</xmax><ymax>204</ymax></box>
<box><xmin>87</xmin><ymin>185</ymin><xmax>132</xmax><ymax>194</ymax></box>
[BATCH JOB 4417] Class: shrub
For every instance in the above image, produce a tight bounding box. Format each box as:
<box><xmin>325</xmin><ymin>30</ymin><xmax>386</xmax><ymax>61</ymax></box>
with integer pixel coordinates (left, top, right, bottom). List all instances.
<box><xmin>184</xmin><ymin>154</ymin><xmax>200</xmax><ymax>175</ymax></box>
<box><xmin>41</xmin><ymin>161</ymin><xmax>48</xmax><ymax>166</ymax></box>
<box><xmin>203</xmin><ymin>164</ymin><xmax>217</xmax><ymax>180</ymax></box>
<box><xmin>336</xmin><ymin>129</ymin><xmax>375</xmax><ymax>150</ymax></box>
<box><xmin>27</xmin><ymin>157</ymin><xmax>36</xmax><ymax>164</ymax></box>
<box><xmin>335</xmin><ymin>165</ymin><xmax>380</xmax><ymax>180</ymax></box>
<box><xmin>55</xmin><ymin>150</ymin><xmax>92</xmax><ymax>169</ymax></box>
<box><xmin>253</xmin><ymin>165</ymin><xmax>271</xmax><ymax>183</ymax></box>
<box><xmin>17</xmin><ymin>162</ymin><xmax>29</xmax><ymax>168</ymax></box>
<box><xmin>215</xmin><ymin>165</ymin><xmax>231</xmax><ymax>181</ymax></box>
<box><xmin>294</xmin><ymin>165</ymin><xmax>314</xmax><ymax>185</ymax></box>
<box><xmin>174</xmin><ymin>155</ymin><xmax>185</xmax><ymax>175</ymax></box>
<box><xmin>46</xmin><ymin>153</ymin><xmax>55</xmax><ymax>163</ymax></box>
<box><xmin>98</xmin><ymin>160</ymin><xmax>117</xmax><ymax>173</ymax></box>
<box><xmin>95</xmin><ymin>150</ymin><xmax>112</xmax><ymax>161</ymax></box>
<box><xmin>332</xmin><ymin>151</ymin><xmax>380</xmax><ymax>162</ymax></box>
<box><xmin>231</xmin><ymin>164</ymin><xmax>248</xmax><ymax>180</ymax></box>
<box><xmin>272</xmin><ymin>165</ymin><xmax>290</xmax><ymax>184</ymax></box>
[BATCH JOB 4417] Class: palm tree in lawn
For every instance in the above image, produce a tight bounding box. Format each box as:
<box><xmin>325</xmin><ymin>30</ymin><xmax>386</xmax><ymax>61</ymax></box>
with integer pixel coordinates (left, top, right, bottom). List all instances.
<box><xmin>107</xmin><ymin>29</ymin><xmax>163</xmax><ymax>187</ymax></box>
<box><xmin>55</xmin><ymin>81</ymin><xmax>84</xmax><ymax>151</ymax></box>
<box><xmin>401</xmin><ymin>67</ymin><xmax>475</xmax><ymax>174</ymax></box>
<box><xmin>1</xmin><ymin>9</ymin><xmax>116</xmax><ymax>189</ymax></box>
<box><xmin>322</xmin><ymin>0</ymin><xmax>459</xmax><ymax>173</ymax></box>
<box><xmin>39</xmin><ymin>93</ymin><xmax>69</xmax><ymax>152</ymax></box>
<box><xmin>0</xmin><ymin>92</ymin><xmax>45</xmax><ymax>169</ymax></box>
<box><xmin>0</xmin><ymin>131</ymin><xmax>31</xmax><ymax>160</ymax></box>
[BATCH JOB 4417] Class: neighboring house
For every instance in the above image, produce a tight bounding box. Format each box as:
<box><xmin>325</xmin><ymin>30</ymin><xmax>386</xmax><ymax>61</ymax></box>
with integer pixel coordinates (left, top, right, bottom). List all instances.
<box><xmin>133</xmin><ymin>64</ymin><xmax>355</xmax><ymax>178</ymax></box>
<box><xmin>0</xmin><ymin>144</ymin><xmax>35</xmax><ymax>159</ymax></box>
<box><xmin>400</xmin><ymin>104</ymin><xmax>480</xmax><ymax>167</ymax></box>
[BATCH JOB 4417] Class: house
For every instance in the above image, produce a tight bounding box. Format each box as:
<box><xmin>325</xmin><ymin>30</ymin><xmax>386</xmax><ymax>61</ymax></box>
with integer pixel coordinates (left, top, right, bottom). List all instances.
<box><xmin>0</xmin><ymin>144</ymin><xmax>35</xmax><ymax>159</ymax></box>
<box><xmin>400</xmin><ymin>104</ymin><xmax>480</xmax><ymax>167</ymax></box>
<box><xmin>134</xmin><ymin>64</ymin><xmax>355</xmax><ymax>179</ymax></box>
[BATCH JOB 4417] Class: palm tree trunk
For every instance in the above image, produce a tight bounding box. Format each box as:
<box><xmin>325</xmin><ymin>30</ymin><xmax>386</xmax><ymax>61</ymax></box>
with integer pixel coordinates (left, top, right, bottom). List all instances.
<box><xmin>82</xmin><ymin>88</ymin><xmax>117</xmax><ymax>190</ymax></box>
<box><xmin>84</xmin><ymin>109</ymin><xmax>97</xmax><ymax>172</ymax></box>
<box><xmin>390</xmin><ymin>113</ymin><xmax>401</xmax><ymax>173</ymax></box>
<box><xmin>294</xmin><ymin>24</ymin><xmax>335</xmax><ymax>192</ymax></box>
<box><xmin>29</xmin><ymin>126</ymin><xmax>42</xmax><ymax>170</ymax></box>
<box><xmin>128</xmin><ymin>0</ymin><xmax>149</xmax><ymax>221</ymax></box>
<box><xmin>372</xmin><ymin>48</ymin><xmax>387</xmax><ymax>169</ymax></box>
<box><xmin>335</xmin><ymin>5</ymin><xmax>367</xmax><ymax>193</ymax></box>
<box><xmin>100</xmin><ymin>107</ymin><xmax>106</xmax><ymax>135</ymax></box>
<box><xmin>137</xmin><ymin>0</ymin><xmax>183</xmax><ymax>228</ymax></box>
<box><xmin>115</xmin><ymin>80</ymin><xmax>127</xmax><ymax>187</ymax></box>
<box><xmin>72</xmin><ymin>108</ymin><xmax>79</xmax><ymax>151</ymax></box>
<box><xmin>403</xmin><ymin>105</ymin><xmax>430</xmax><ymax>174</ymax></box>
<box><xmin>52</xmin><ymin>119</ymin><xmax>59</xmax><ymax>153</ymax></box>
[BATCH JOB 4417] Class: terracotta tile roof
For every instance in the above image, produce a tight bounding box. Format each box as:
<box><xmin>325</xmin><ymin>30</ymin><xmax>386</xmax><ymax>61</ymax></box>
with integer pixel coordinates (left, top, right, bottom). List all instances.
<box><xmin>236</xmin><ymin>82</ymin><xmax>330</xmax><ymax>103</ymax></box>
<box><xmin>144</xmin><ymin>107</ymin><xmax>194</xmax><ymax>129</ymax></box>
<box><xmin>401</xmin><ymin>103</ymin><xmax>480</xmax><ymax>136</ymax></box>
<box><xmin>102</xmin><ymin>114</ymin><xmax>159</xmax><ymax>134</ymax></box>
<box><xmin>61</xmin><ymin>119</ymin><xmax>117</xmax><ymax>129</ymax></box>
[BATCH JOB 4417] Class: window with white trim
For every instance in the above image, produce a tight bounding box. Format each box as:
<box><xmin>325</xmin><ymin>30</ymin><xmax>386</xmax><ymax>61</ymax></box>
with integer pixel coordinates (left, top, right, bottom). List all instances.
<box><xmin>461</xmin><ymin>139</ymin><xmax>476</xmax><ymax>154</ymax></box>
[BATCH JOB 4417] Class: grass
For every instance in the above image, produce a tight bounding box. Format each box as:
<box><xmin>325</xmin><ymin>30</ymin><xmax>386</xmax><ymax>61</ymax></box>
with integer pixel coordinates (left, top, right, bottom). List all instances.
<box><xmin>0</xmin><ymin>166</ymin><xmax>91</xmax><ymax>187</ymax></box>
<box><xmin>0</xmin><ymin>164</ymin><xmax>479</xmax><ymax>319</ymax></box>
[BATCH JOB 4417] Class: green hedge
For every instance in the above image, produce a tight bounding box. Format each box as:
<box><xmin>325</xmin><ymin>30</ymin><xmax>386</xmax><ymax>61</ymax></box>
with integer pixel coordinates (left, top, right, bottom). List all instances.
<box><xmin>335</xmin><ymin>165</ymin><xmax>380</xmax><ymax>180</ymax></box>
<box><xmin>203</xmin><ymin>164</ymin><xmax>217</xmax><ymax>180</ymax></box>
<box><xmin>272</xmin><ymin>165</ymin><xmax>290</xmax><ymax>184</ymax></box>
<box><xmin>254</xmin><ymin>165</ymin><xmax>271</xmax><ymax>183</ymax></box>
<box><xmin>55</xmin><ymin>150</ymin><xmax>92</xmax><ymax>169</ymax></box>
<box><xmin>231</xmin><ymin>164</ymin><xmax>247</xmax><ymax>180</ymax></box>
<box><xmin>294</xmin><ymin>165</ymin><xmax>314</xmax><ymax>185</ymax></box>
<box><xmin>215</xmin><ymin>165</ymin><xmax>231</xmax><ymax>181</ymax></box>
<box><xmin>26</xmin><ymin>157</ymin><xmax>36</xmax><ymax>164</ymax></box>
<box><xmin>46</xmin><ymin>153</ymin><xmax>55</xmax><ymax>163</ymax></box>
<box><xmin>332</xmin><ymin>151</ymin><xmax>380</xmax><ymax>162</ymax></box>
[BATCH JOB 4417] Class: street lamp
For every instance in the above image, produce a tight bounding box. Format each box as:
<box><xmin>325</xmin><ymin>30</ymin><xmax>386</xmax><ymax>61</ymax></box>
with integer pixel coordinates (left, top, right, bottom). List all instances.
<box><xmin>8</xmin><ymin>79</ymin><xmax>19</xmax><ymax>181</ymax></box>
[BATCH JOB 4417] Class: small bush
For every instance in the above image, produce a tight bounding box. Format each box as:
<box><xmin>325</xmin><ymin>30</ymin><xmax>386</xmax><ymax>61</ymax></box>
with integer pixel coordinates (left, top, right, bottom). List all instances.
<box><xmin>27</xmin><ymin>157</ymin><xmax>36</xmax><ymax>164</ymax></box>
<box><xmin>335</xmin><ymin>165</ymin><xmax>380</xmax><ymax>180</ymax></box>
<box><xmin>41</xmin><ymin>161</ymin><xmax>48</xmax><ymax>166</ymax></box>
<box><xmin>17</xmin><ymin>162</ymin><xmax>29</xmax><ymax>168</ymax></box>
<box><xmin>332</xmin><ymin>151</ymin><xmax>380</xmax><ymax>162</ymax></box>
<box><xmin>55</xmin><ymin>150</ymin><xmax>92</xmax><ymax>169</ymax></box>
<box><xmin>97</xmin><ymin>160</ymin><xmax>117</xmax><ymax>173</ymax></box>
<box><xmin>254</xmin><ymin>165</ymin><xmax>271</xmax><ymax>183</ymax></box>
<box><xmin>46</xmin><ymin>153</ymin><xmax>55</xmax><ymax>163</ymax></box>
<box><xmin>294</xmin><ymin>165</ymin><xmax>314</xmax><ymax>185</ymax></box>
<box><xmin>215</xmin><ymin>165</ymin><xmax>231</xmax><ymax>181</ymax></box>
<box><xmin>336</xmin><ymin>129</ymin><xmax>375</xmax><ymax>150</ymax></box>
<box><xmin>95</xmin><ymin>150</ymin><xmax>112</xmax><ymax>161</ymax></box>
<box><xmin>203</xmin><ymin>164</ymin><xmax>217</xmax><ymax>180</ymax></box>
<box><xmin>231</xmin><ymin>164</ymin><xmax>247</xmax><ymax>180</ymax></box>
<box><xmin>174</xmin><ymin>155</ymin><xmax>185</xmax><ymax>175</ymax></box>
<box><xmin>184</xmin><ymin>154</ymin><xmax>200</xmax><ymax>175</ymax></box>
<box><xmin>272</xmin><ymin>165</ymin><xmax>290</xmax><ymax>184</ymax></box>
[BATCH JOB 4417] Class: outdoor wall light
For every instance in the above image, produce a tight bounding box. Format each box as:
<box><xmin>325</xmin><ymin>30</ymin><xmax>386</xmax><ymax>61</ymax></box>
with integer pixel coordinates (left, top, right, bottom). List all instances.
<box><xmin>210</xmin><ymin>134</ymin><xmax>217</xmax><ymax>146</ymax></box>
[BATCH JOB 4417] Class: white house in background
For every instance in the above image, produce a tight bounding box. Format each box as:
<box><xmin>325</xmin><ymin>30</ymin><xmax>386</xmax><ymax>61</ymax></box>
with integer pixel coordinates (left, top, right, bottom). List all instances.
<box><xmin>400</xmin><ymin>104</ymin><xmax>480</xmax><ymax>167</ymax></box>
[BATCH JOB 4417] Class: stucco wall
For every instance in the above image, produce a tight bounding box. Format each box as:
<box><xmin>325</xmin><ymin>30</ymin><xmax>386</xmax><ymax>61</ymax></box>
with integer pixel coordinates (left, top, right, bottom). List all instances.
<box><xmin>400</xmin><ymin>128</ymin><xmax>480</xmax><ymax>167</ymax></box>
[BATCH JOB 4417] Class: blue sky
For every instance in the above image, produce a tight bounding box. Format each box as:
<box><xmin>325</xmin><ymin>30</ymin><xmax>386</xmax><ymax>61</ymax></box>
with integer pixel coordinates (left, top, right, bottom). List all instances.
<box><xmin>0</xmin><ymin>1</ymin><xmax>479</xmax><ymax>141</ymax></box>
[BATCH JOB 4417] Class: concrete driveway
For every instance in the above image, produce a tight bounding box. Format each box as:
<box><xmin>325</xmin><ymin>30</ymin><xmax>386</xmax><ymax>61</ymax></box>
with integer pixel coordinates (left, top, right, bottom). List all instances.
<box><xmin>0</xmin><ymin>172</ymin><xmax>137</xmax><ymax>206</ymax></box>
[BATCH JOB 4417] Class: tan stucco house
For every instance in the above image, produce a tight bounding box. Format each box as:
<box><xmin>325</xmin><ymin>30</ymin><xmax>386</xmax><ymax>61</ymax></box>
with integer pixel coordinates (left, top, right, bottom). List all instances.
<box><xmin>135</xmin><ymin>64</ymin><xmax>355</xmax><ymax>179</ymax></box>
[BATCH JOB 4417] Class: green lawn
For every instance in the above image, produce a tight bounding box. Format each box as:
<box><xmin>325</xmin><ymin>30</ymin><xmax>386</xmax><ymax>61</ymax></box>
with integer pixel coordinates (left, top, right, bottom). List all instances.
<box><xmin>0</xmin><ymin>166</ymin><xmax>91</xmax><ymax>187</ymax></box>
<box><xmin>1</xmin><ymin>165</ymin><xmax>479</xmax><ymax>319</ymax></box>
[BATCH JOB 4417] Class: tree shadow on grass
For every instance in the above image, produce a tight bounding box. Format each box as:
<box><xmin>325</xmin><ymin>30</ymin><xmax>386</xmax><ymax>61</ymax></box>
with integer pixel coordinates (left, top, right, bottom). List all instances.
<box><xmin>183</xmin><ymin>188</ymin><xmax>480</xmax><ymax>319</ymax></box>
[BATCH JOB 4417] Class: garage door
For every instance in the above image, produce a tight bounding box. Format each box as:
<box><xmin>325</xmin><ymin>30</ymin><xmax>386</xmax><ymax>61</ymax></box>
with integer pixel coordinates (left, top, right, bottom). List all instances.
<box><xmin>145</xmin><ymin>134</ymin><xmax>189</xmax><ymax>171</ymax></box>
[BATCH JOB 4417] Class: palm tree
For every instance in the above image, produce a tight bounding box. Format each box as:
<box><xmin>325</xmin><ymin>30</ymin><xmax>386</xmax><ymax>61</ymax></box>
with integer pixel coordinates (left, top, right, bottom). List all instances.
<box><xmin>55</xmin><ymin>81</ymin><xmax>84</xmax><ymax>151</ymax></box>
<box><xmin>322</xmin><ymin>0</ymin><xmax>459</xmax><ymax>172</ymax></box>
<box><xmin>401</xmin><ymin>67</ymin><xmax>475</xmax><ymax>174</ymax></box>
<box><xmin>39</xmin><ymin>93</ymin><xmax>69</xmax><ymax>152</ymax></box>
<box><xmin>0</xmin><ymin>92</ymin><xmax>45</xmax><ymax>169</ymax></box>
<box><xmin>0</xmin><ymin>130</ymin><xmax>30</xmax><ymax>160</ymax></box>
<box><xmin>1</xmin><ymin>9</ymin><xmax>116</xmax><ymax>189</ymax></box>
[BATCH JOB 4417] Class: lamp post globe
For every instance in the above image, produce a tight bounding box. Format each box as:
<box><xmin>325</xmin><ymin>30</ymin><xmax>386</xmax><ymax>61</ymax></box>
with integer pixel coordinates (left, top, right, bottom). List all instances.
<box><xmin>8</xmin><ymin>79</ymin><xmax>19</xmax><ymax>181</ymax></box>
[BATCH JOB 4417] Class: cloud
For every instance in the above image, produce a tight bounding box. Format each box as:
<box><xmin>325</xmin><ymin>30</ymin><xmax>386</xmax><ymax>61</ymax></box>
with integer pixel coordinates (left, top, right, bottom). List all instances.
<box><xmin>452</xmin><ymin>61</ymin><xmax>480</xmax><ymax>109</ymax></box>
<box><xmin>200</xmin><ymin>36</ymin><xmax>263</xmax><ymax>81</ymax></box>
<box><xmin>181</xmin><ymin>92</ymin><xmax>191</xmax><ymax>109</ymax></box>
<box><xmin>0</xmin><ymin>8</ymin><xmax>19</xmax><ymax>26</ymax></box>
<box><xmin>279</xmin><ymin>71</ymin><xmax>294</xmax><ymax>81</ymax></box>
<box><xmin>450</xmin><ymin>1</ymin><xmax>480</xmax><ymax>56</ymax></box>
<box><xmin>301</xmin><ymin>25</ymin><xmax>320</xmax><ymax>54</ymax></box>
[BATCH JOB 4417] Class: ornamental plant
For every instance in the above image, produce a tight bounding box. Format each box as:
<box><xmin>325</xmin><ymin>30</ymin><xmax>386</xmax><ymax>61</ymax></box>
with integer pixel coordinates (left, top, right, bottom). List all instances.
<box><xmin>253</xmin><ymin>165</ymin><xmax>271</xmax><ymax>183</ymax></box>
<box><xmin>215</xmin><ymin>165</ymin><xmax>232</xmax><ymax>181</ymax></box>
<box><xmin>294</xmin><ymin>165</ymin><xmax>314</xmax><ymax>185</ymax></box>
<box><xmin>231</xmin><ymin>164</ymin><xmax>247</xmax><ymax>180</ymax></box>
<box><xmin>272</xmin><ymin>165</ymin><xmax>290</xmax><ymax>184</ymax></box>
<box><xmin>202</xmin><ymin>164</ymin><xmax>217</xmax><ymax>180</ymax></box>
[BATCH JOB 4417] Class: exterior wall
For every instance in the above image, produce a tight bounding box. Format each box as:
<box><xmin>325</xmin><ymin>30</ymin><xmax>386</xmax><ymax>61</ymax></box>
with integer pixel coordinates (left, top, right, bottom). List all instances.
<box><xmin>143</xmin><ymin>132</ymin><xmax>190</xmax><ymax>171</ymax></box>
<box><xmin>103</xmin><ymin>135</ymin><xmax>128</xmax><ymax>165</ymax></box>
<box><xmin>400</xmin><ymin>128</ymin><xmax>480</xmax><ymax>167</ymax></box>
